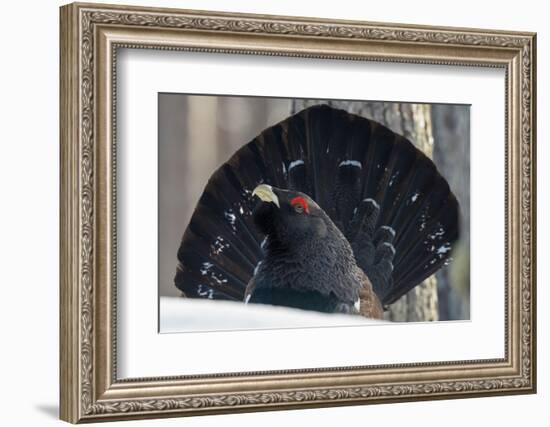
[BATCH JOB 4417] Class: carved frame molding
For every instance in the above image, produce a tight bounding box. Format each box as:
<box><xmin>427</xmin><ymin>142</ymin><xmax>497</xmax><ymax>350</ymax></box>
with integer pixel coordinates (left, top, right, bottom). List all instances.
<box><xmin>60</xmin><ymin>2</ymin><xmax>536</xmax><ymax>423</ymax></box>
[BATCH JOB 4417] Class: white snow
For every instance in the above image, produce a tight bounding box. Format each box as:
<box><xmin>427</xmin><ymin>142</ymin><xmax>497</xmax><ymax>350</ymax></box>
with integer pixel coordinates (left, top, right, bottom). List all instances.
<box><xmin>411</xmin><ymin>192</ymin><xmax>420</xmax><ymax>202</ymax></box>
<box><xmin>288</xmin><ymin>159</ymin><xmax>304</xmax><ymax>170</ymax></box>
<box><xmin>338</xmin><ymin>160</ymin><xmax>362</xmax><ymax>169</ymax></box>
<box><xmin>159</xmin><ymin>297</ymin><xmax>387</xmax><ymax>333</ymax></box>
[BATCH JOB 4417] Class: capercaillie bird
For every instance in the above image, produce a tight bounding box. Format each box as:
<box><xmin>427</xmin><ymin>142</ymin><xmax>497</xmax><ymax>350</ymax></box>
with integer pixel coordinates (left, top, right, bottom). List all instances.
<box><xmin>174</xmin><ymin>104</ymin><xmax>460</xmax><ymax>319</ymax></box>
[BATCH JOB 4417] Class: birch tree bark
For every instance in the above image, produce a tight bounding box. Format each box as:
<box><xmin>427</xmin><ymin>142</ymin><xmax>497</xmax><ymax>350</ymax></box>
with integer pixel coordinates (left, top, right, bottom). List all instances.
<box><xmin>291</xmin><ymin>100</ymin><xmax>439</xmax><ymax>322</ymax></box>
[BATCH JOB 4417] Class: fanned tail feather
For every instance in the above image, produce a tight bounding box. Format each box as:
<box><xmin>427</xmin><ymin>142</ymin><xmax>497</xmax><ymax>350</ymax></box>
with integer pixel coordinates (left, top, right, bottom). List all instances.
<box><xmin>175</xmin><ymin>104</ymin><xmax>460</xmax><ymax>307</ymax></box>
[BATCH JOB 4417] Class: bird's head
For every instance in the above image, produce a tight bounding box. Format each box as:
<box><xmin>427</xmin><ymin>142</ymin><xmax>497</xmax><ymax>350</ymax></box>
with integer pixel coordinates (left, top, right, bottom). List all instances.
<box><xmin>251</xmin><ymin>184</ymin><xmax>331</xmax><ymax>249</ymax></box>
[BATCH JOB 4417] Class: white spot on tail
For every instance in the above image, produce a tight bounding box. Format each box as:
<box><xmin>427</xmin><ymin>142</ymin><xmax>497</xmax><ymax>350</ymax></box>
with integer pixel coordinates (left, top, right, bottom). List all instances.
<box><xmin>434</xmin><ymin>226</ymin><xmax>445</xmax><ymax>237</ymax></box>
<box><xmin>289</xmin><ymin>160</ymin><xmax>304</xmax><ymax>171</ymax></box>
<box><xmin>200</xmin><ymin>262</ymin><xmax>228</xmax><ymax>286</ymax></box>
<box><xmin>411</xmin><ymin>192</ymin><xmax>420</xmax><ymax>203</ymax></box>
<box><xmin>224</xmin><ymin>210</ymin><xmax>237</xmax><ymax>231</ymax></box>
<box><xmin>200</xmin><ymin>262</ymin><xmax>213</xmax><ymax>276</ymax></box>
<box><xmin>211</xmin><ymin>236</ymin><xmax>230</xmax><ymax>255</ymax></box>
<box><xmin>364</xmin><ymin>198</ymin><xmax>380</xmax><ymax>209</ymax></box>
<box><xmin>381</xmin><ymin>225</ymin><xmax>396</xmax><ymax>237</ymax></box>
<box><xmin>210</xmin><ymin>273</ymin><xmax>228</xmax><ymax>285</ymax></box>
<box><xmin>197</xmin><ymin>285</ymin><xmax>214</xmax><ymax>299</ymax></box>
<box><xmin>418</xmin><ymin>204</ymin><xmax>432</xmax><ymax>232</ymax></box>
<box><xmin>253</xmin><ymin>261</ymin><xmax>263</xmax><ymax>275</ymax></box>
<box><xmin>426</xmin><ymin>226</ymin><xmax>446</xmax><ymax>241</ymax></box>
<box><xmin>339</xmin><ymin>160</ymin><xmax>362</xmax><ymax>169</ymax></box>
<box><xmin>382</xmin><ymin>242</ymin><xmax>396</xmax><ymax>256</ymax></box>
<box><xmin>388</xmin><ymin>171</ymin><xmax>400</xmax><ymax>187</ymax></box>
<box><xmin>437</xmin><ymin>243</ymin><xmax>452</xmax><ymax>255</ymax></box>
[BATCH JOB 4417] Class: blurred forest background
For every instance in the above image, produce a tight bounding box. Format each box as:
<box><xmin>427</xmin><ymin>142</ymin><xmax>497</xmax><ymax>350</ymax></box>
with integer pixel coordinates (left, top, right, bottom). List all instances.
<box><xmin>158</xmin><ymin>94</ymin><xmax>470</xmax><ymax>321</ymax></box>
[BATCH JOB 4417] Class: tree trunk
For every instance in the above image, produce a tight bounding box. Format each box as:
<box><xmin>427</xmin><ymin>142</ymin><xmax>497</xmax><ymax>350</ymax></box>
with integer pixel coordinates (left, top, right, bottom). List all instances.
<box><xmin>432</xmin><ymin>105</ymin><xmax>470</xmax><ymax>320</ymax></box>
<box><xmin>291</xmin><ymin>100</ymin><xmax>439</xmax><ymax>322</ymax></box>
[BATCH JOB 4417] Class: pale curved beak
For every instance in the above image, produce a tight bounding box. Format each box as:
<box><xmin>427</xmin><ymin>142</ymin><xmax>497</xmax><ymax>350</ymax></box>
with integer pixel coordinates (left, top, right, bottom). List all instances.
<box><xmin>252</xmin><ymin>184</ymin><xmax>280</xmax><ymax>208</ymax></box>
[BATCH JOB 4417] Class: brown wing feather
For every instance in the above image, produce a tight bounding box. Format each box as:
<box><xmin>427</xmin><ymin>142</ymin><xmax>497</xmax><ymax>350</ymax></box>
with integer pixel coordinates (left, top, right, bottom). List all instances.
<box><xmin>358</xmin><ymin>272</ymin><xmax>384</xmax><ymax>319</ymax></box>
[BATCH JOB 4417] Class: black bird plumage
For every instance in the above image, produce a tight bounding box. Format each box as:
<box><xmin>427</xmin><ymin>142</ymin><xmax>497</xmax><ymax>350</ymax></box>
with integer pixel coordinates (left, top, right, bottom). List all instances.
<box><xmin>174</xmin><ymin>104</ymin><xmax>460</xmax><ymax>319</ymax></box>
<box><xmin>245</xmin><ymin>185</ymin><xmax>375</xmax><ymax>315</ymax></box>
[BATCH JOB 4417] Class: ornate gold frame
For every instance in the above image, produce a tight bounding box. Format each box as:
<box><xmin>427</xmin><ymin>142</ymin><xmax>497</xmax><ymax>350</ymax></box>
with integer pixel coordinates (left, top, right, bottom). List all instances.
<box><xmin>59</xmin><ymin>2</ymin><xmax>537</xmax><ymax>423</ymax></box>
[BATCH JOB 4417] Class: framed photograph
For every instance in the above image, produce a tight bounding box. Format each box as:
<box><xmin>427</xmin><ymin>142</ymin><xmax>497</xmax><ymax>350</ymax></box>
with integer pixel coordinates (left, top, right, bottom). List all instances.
<box><xmin>60</xmin><ymin>2</ymin><xmax>537</xmax><ymax>423</ymax></box>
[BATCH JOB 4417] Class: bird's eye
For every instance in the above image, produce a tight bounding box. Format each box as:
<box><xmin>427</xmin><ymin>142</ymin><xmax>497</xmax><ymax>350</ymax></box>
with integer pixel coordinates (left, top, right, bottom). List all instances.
<box><xmin>290</xmin><ymin>196</ymin><xmax>309</xmax><ymax>214</ymax></box>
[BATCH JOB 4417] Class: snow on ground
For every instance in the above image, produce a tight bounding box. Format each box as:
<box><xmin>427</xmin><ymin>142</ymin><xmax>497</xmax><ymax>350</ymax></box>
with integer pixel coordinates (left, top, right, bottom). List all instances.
<box><xmin>160</xmin><ymin>297</ymin><xmax>386</xmax><ymax>333</ymax></box>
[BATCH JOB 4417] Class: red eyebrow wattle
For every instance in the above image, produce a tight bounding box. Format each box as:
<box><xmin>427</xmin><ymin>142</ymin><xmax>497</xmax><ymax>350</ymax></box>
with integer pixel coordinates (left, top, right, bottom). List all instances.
<box><xmin>290</xmin><ymin>196</ymin><xmax>309</xmax><ymax>213</ymax></box>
